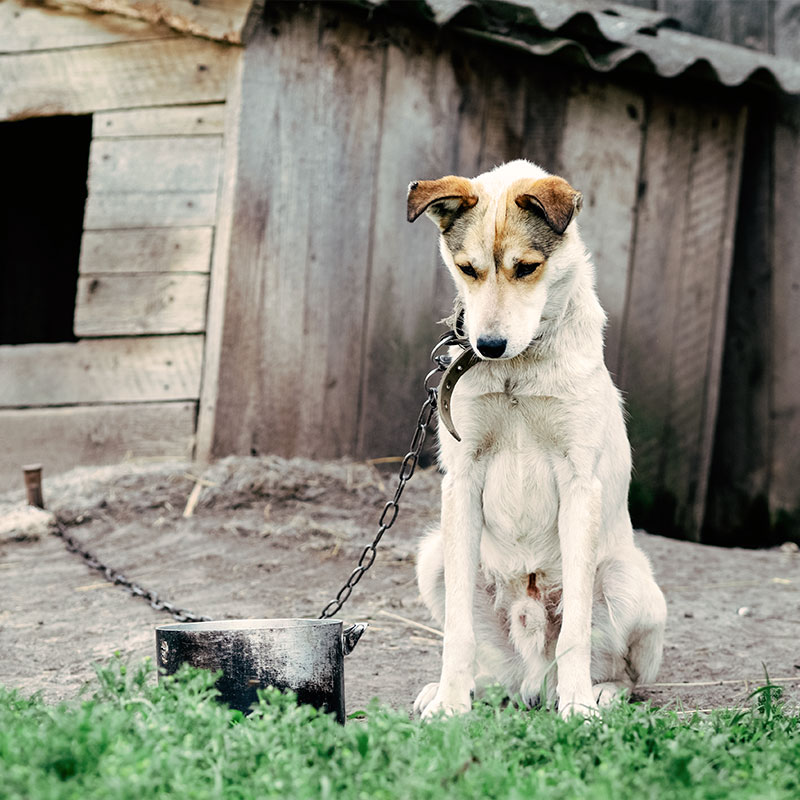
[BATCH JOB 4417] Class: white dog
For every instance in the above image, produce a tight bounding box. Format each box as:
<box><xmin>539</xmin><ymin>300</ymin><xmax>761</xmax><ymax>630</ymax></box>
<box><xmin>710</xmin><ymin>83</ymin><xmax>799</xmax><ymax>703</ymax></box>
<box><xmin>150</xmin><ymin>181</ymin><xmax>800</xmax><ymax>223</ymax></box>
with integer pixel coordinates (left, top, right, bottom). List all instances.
<box><xmin>406</xmin><ymin>160</ymin><xmax>666</xmax><ymax>719</ymax></box>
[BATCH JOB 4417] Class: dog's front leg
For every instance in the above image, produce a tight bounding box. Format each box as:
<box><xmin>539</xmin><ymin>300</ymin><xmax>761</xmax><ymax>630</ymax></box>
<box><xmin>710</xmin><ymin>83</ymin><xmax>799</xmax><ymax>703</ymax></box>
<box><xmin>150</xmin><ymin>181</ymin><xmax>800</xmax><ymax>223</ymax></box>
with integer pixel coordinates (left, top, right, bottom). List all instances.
<box><xmin>420</xmin><ymin>472</ymin><xmax>482</xmax><ymax>719</ymax></box>
<box><xmin>553</xmin><ymin>461</ymin><xmax>602</xmax><ymax>719</ymax></box>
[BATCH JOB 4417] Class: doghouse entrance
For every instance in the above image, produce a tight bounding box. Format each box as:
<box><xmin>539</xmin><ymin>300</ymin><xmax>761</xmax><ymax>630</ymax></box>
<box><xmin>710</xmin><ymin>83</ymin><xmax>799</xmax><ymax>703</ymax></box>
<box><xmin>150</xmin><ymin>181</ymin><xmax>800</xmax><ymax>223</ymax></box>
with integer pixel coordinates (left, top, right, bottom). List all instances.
<box><xmin>0</xmin><ymin>114</ymin><xmax>92</xmax><ymax>345</ymax></box>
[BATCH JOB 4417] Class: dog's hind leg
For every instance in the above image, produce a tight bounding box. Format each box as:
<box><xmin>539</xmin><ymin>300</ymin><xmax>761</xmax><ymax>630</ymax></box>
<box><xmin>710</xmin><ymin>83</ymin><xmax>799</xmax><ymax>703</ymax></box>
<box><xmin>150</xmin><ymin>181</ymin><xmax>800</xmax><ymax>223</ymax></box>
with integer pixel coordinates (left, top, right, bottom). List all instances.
<box><xmin>417</xmin><ymin>528</ymin><xmax>446</xmax><ymax>625</ymax></box>
<box><xmin>593</xmin><ymin>545</ymin><xmax>666</xmax><ymax>696</ymax></box>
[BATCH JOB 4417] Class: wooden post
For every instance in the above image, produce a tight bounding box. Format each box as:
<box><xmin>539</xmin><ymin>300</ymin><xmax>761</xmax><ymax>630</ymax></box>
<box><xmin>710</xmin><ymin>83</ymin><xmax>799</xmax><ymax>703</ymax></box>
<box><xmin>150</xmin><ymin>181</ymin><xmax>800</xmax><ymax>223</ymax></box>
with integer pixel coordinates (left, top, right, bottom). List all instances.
<box><xmin>23</xmin><ymin>464</ymin><xmax>44</xmax><ymax>508</ymax></box>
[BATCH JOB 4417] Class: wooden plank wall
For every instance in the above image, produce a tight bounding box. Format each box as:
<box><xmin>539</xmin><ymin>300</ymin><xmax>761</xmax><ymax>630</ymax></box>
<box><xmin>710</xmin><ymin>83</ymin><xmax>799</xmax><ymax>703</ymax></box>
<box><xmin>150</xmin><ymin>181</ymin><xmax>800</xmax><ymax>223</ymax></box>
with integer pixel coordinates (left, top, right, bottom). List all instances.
<box><xmin>0</xmin><ymin>0</ymin><xmax>234</xmax><ymax>122</ymax></box>
<box><xmin>650</xmin><ymin>0</ymin><xmax>800</xmax><ymax>544</ymax></box>
<box><xmin>619</xmin><ymin>98</ymin><xmax>745</xmax><ymax>538</ymax></box>
<box><xmin>209</xmin><ymin>6</ymin><xmax>386</xmax><ymax>459</ymax></box>
<box><xmin>0</xmin><ymin>37</ymin><xmax>231</xmax><ymax>121</ymax></box>
<box><xmin>207</xmin><ymin>3</ymin><xmax>744</xmax><ymax>540</ymax></box>
<box><xmin>209</xmin><ymin>5</ymin><xmax>648</xmax><ymax>461</ymax></box>
<box><xmin>81</xmin><ymin>104</ymin><xmax>222</xmax><ymax>335</ymax></box>
<box><xmin>1</xmin><ymin>102</ymin><xmax>223</xmax><ymax>487</ymax></box>
<box><xmin>0</xmin><ymin>0</ymin><xmax>232</xmax><ymax>490</ymax></box>
<box><xmin>771</xmin><ymin>2</ymin><xmax>800</xmax><ymax>540</ymax></box>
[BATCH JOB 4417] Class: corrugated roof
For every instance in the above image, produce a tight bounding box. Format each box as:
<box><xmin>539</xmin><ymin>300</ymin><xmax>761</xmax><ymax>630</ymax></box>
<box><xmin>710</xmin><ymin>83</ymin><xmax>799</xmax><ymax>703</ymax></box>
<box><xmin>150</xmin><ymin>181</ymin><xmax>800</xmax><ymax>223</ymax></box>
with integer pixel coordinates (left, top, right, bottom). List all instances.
<box><xmin>359</xmin><ymin>0</ymin><xmax>800</xmax><ymax>94</ymax></box>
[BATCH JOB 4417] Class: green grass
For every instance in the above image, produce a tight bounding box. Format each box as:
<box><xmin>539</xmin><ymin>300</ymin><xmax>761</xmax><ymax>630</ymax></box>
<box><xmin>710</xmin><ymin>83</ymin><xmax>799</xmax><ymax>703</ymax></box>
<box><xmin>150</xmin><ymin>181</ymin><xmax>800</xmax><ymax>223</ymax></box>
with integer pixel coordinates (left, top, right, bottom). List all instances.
<box><xmin>1</xmin><ymin>659</ymin><xmax>798</xmax><ymax>800</ymax></box>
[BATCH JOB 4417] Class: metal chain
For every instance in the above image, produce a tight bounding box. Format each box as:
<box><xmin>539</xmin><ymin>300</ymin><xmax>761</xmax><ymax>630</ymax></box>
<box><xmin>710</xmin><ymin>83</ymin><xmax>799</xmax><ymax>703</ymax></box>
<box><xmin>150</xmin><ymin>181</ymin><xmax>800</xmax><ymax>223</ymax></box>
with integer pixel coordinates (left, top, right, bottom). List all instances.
<box><xmin>48</xmin><ymin>324</ymin><xmax>469</xmax><ymax>626</ymax></box>
<box><xmin>52</xmin><ymin>519</ymin><xmax>211</xmax><ymax>623</ymax></box>
<box><xmin>318</xmin><ymin>327</ymin><xmax>468</xmax><ymax>619</ymax></box>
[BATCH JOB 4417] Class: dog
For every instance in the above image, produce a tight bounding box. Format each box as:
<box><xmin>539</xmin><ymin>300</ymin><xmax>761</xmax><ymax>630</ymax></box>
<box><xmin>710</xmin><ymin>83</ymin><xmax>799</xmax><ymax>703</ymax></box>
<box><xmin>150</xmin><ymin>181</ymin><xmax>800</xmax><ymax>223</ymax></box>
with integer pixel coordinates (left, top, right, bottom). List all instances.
<box><xmin>406</xmin><ymin>160</ymin><xmax>666</xmax><ymax>719</ymax></box>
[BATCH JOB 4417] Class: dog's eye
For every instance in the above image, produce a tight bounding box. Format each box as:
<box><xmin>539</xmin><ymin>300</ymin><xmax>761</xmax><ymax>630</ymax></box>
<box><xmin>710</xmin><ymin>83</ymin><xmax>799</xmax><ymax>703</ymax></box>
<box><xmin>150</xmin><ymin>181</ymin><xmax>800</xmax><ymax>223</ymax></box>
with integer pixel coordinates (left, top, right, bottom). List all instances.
<box><xmin>457</xmin><ymin>263</ymin><xmax>477</xmax><ymax>279</ymax></box>
<box><xmin>515</xmin><ymin>261</ymin><xmax>542</xmax><ymax>278</ymax></box>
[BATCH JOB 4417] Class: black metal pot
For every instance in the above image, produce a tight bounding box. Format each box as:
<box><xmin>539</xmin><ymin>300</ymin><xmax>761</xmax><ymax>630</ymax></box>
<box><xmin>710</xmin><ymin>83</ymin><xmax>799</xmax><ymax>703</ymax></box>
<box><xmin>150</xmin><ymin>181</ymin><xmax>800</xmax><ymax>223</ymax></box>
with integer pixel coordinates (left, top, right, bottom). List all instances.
<box><xmin>155</xmin><ymin>618</ymin><xmax>367</xmax><ymax>723</ymax></box>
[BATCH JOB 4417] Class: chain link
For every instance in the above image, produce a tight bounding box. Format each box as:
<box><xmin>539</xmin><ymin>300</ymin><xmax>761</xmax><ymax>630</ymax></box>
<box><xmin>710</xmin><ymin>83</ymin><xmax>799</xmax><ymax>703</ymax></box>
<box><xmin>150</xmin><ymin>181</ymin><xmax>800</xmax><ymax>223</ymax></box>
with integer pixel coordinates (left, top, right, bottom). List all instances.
<box><xmin>51</xmin><ymin>519</ymin><xmax>211</xmax><ymax>624</ymax></box>
<box><xmin>318</xmin><ymin>328</ymin><xmax>467</xmax><ymax>619</ymax></box>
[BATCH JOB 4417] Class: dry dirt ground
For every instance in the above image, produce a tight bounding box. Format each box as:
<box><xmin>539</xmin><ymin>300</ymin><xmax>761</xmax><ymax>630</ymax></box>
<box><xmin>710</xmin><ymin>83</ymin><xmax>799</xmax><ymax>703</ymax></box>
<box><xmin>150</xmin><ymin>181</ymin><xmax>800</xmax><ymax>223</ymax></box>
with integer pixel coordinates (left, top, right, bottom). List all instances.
<box><xmin>1</xmin><ymin>456</ymin><xmax>798</xmax><ymax>715</ymax></box>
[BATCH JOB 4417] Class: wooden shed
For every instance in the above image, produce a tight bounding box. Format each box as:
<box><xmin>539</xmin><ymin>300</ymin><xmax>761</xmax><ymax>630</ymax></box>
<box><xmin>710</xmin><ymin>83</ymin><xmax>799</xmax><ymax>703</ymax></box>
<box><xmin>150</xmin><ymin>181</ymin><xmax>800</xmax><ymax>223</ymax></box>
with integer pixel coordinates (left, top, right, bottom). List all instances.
<box><xmin>2</xmin><ymin>0</ymin><xmax>799</xmax><ymax>545</ymax></box>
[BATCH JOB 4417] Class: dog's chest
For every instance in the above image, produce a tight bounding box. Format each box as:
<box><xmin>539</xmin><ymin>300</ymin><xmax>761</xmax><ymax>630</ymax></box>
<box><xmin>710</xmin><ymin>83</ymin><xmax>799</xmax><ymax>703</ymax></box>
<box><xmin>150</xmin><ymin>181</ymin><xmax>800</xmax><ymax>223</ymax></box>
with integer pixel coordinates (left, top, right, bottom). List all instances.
<box><xmin>455</xmin><ymin>391</ymin><xmax>566</xmax><ymax>573</ymax></box>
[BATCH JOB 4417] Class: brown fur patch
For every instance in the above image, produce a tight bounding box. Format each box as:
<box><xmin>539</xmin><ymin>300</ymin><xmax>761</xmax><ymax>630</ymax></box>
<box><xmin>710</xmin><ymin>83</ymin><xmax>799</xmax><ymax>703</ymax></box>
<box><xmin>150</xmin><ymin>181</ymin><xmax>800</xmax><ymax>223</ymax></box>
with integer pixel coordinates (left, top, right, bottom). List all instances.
<box><xmin>407</xmin><ymin>176</ymin><xmax>478</xmax><ymax>223</ymax></box>
<box><xmin>472</xmin><ymin>430</ymin><xmax>497</xmax><ymax>461</ymax></box>
<box><xmin>544</xmin><ymin>587</ymin><xmax>563</xmax><ymax>642</ymax></box>
<box><xmin>512</xmin><ymin>176</ymin><xmax>582</xmax><ymax>235</ymax></box>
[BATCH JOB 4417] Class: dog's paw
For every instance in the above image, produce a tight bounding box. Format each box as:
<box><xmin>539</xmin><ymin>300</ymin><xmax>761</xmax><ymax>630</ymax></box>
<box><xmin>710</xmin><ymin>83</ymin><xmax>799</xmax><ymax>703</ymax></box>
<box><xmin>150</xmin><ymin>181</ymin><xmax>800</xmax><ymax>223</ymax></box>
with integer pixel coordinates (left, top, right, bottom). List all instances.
<box><xmin>557</xmin><ymin>690</ymin><xmax>599</xmax><ymax>720</ymax></box>
<box><xmin>414</xmin><ymin>681</ymin><xmax>473</xmax><ymax>719</ymax></box>
<box><xmin>413</xmin><ymin>682</ymin><xmax>440</xmax><ymax>716</ymax></box>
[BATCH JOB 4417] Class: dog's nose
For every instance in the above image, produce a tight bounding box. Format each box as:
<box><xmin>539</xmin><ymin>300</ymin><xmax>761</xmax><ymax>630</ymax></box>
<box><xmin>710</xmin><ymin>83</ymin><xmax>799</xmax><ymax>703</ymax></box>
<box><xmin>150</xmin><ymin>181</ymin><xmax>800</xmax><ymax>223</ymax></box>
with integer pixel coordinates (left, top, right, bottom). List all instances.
<box><xmin>476</xmin><ymin>336</ymin><xmax>507</xmax><ymax>359</ymax></box>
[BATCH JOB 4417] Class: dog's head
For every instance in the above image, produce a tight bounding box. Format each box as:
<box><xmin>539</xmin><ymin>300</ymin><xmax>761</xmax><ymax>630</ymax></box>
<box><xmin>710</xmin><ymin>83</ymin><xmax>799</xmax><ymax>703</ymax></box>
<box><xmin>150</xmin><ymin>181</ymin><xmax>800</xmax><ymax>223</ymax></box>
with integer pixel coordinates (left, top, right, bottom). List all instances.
<box><xmin>407</xmin><ymin>160</ymin><xmax>583</xmax><ymax>360</ymax></box>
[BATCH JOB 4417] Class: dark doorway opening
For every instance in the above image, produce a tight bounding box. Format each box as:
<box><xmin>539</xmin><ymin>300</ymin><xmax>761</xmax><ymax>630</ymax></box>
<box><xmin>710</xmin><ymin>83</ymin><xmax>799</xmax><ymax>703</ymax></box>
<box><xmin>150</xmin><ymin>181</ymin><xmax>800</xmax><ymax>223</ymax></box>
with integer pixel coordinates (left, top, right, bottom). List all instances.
<box><xmin>0</xmin><ymin>114</ymin><xmax>92</xmax><ymax>345</ymax></box>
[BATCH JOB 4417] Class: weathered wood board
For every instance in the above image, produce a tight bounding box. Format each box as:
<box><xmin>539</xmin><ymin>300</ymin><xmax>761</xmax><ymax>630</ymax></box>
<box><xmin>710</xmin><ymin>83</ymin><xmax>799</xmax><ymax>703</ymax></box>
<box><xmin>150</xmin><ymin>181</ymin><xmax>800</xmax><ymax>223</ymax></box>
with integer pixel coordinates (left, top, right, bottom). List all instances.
<box><xmin>559</xmin><ymin>79</ymin><xmax>644</xmax><ymax>377</ymax></box>
<box><xmin>704</xmin><ymin>109</ymin><xmax>774</xmax><ymax>543</ymax></box>
<box><xmin>0</xmin><ymin>336</ymin><xmax>203</xmax><ymax>407</ymax></box>
<box><xmin>0</xmin><ymin>402</ymin><xmax>196</xmax><ymax>492</ymax></box>
<box><xmin>480</xmin><ymin>59</ymin><xmax>528</xmax><ymax>173</ymax></box>
<box><xmin>83</xmin><ymin>192</ymin><xmax>217</xmax><ymax>229</ymax></box>
<box><xmin>619</xmin><ymin>93</ymin><xmax>745</xmax><ymax>538</ymax></box>
<box><xmin>74</xmin><ymin>274</ymin><xmax>209</xmax><ymax>336</ymax></box>
<box><xmin>664</xmin><ymin>105</ymin><xmax>745</xmax><ymax>537</ymax></box>
<box><xmin>80</xmin><ymin>228</ymin><xmax>213</xmax><ymax>274</ymax></box>
<box><xmin>0</xmin><ymin>0</ymin><xmax>171</xmax><ymax>53</ymax></box>
<box><xmin>0</xmin><ymin>37</ymin><xmax>232</xmax><ymax>122</ymax></box>
<box><xmin>672</xmin><ymin>1</ymin><xmax>787</xmax><ymax>543</ymax></box>
<box><xmin>771</xmin><ymin>98</ymin><xmax>800</xmax><ymax>521</ymax></box>
<box><xmin>355</xmin><ymin>37</ymin><xmax>461</xmax><ymax>457</ymax></box>
<box><xmin>211</xmin><ymin>4</ymin><xmax>385</xmax><ymax>459</ymax></box>
<box><xmin>44</xmin><ymin>0</ymin><xmax>262</xmax><ymax>45</ymax></box>
<box><xmin>93</xmin><ymin>104</ymin><xmax>225</xmax><ymax>137</ymax></box>
<box><xmin>196</xmin><ymin>52</ymin><xmax>244</xmax><ymax>462</ymax></box>
<box><xmin>620</xmin><ymin>97</ymin><xmax>697</xmax><ymax>496</ymax></box>
<box><xmin>89</xmin><ymin>136</ymin><xmax>223</xmax><ymax>193</ymax></box>
<box><xmin>769</xmin><ymin>14</ymin><xmax>800</xmax><ymax>530</ymax></box>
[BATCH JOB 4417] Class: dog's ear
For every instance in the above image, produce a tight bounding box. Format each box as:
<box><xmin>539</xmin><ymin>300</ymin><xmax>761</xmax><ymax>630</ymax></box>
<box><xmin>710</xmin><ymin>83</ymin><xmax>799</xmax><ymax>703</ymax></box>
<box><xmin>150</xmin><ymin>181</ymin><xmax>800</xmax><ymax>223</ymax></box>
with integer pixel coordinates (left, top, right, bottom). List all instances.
<box><xmin>514</xmin><ymin>176</ymin><xmax>582</xmax><ymax>235</ymax></box>
<box><xmin>407</xmin><ymin>176</ymin><xmax>478</xmax><ymax>228</ymax></box>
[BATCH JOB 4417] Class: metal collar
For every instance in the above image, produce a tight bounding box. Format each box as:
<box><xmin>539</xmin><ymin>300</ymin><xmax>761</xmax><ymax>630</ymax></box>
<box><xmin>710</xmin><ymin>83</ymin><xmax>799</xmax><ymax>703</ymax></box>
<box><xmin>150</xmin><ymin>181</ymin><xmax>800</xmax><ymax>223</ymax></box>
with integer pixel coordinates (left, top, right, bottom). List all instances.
<box><xmin>437</xmin><ymin>348</ymin><xmax>480</xmax><ymax>442</ymax></box>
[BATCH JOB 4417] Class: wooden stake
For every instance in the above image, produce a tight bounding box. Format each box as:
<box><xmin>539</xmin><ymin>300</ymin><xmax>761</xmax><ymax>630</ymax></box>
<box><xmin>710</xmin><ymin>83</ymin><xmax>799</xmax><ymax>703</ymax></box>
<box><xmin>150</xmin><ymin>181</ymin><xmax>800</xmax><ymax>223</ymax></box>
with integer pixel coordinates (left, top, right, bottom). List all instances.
<box><xmin>23</xmin><ymin>464</ymin><xmax>44</xmax><ymax>509</ymax></box>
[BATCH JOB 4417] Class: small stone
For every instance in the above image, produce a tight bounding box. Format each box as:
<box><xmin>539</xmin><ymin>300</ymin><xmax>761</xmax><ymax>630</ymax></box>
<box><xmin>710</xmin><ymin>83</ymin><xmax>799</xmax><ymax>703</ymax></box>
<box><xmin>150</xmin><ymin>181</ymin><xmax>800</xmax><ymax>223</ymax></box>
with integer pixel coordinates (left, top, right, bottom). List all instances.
<box><xmin>737</xmin><ymin>606</ymin><xmax>752</xmax><ymax>617</ymax></box>
<box><xmin>684</xmin><ymin>611</ymin><xmax>694</xmax><ymax>618</ymax></box>
<box><xmin>779</xmin><ymin>541</ymin><xmax>799</xmax><ymax>554</ymax></box>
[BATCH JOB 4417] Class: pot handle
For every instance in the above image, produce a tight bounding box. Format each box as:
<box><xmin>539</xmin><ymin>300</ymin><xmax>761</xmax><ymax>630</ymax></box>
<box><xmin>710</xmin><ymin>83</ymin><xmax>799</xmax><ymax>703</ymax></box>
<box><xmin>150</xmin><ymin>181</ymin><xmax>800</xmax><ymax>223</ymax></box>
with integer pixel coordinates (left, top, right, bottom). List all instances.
<box><xmin>342</xmin><ymin>623</ymin><xmax>368</xmax><ymax>655</ymax></box>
